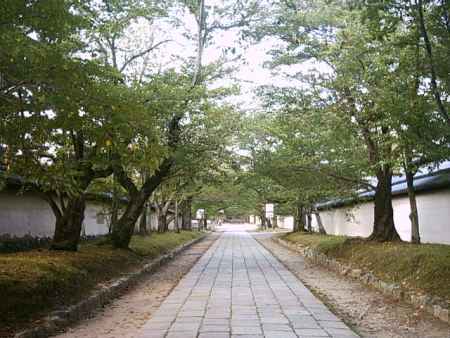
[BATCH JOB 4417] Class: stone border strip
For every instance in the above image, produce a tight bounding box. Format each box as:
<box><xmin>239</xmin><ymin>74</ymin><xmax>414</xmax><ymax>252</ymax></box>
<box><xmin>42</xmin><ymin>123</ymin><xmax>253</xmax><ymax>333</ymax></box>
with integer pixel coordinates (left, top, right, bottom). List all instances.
<box><xmin>15</xmin><ymin>233</ymin><xmax>211</xmax><ymax>338</ymax></box>
<box><xmin>272</xmin><ymin>236</ymin><xmax>449</xmax><ymax>325</ymax></box>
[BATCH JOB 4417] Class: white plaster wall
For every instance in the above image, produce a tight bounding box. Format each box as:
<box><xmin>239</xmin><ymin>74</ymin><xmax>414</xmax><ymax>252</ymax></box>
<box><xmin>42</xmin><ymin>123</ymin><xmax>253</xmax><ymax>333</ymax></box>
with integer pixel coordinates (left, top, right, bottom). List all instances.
<box><xmin>404</xmin><ymin>190</ymin><xmax>450</xmax><ymax>244</ymax></box>
<box><xmin>149</xmin><ymin>212</ymin><xmax>158</xmax><ymax>231</ymax></box>
<box><xmin>0</xmin><ymin>192</ymin><xmax>55</xmax><ymax>237</ymax></box>
<box><xmin>311</xmin><ymin>189</ymin><xmax>450</xmax><ymax>245</ymax></box>
<box><xmin>314</xmin><ymin>202</ymin><xmax>374</xmax><ymax>238</ymax></box>
<box><xmin>0</xmin><ymin>192</ymin><xmax>110</xmax><ymax>238</ymax></box>
<box><xmin>82</xmin><ymin>202</ymin><xmax>110</xmax><ymax>236</ymax></box>
<box><xmin>277</xmin><ymin>216</ymin><xmax>294</xmax><ymax>230</ymax></box>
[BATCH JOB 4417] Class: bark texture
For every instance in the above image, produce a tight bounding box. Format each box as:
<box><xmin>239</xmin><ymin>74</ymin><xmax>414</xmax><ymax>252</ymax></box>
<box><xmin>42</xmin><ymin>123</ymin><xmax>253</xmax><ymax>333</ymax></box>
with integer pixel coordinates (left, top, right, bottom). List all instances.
<box><xmin>368</xmin><ymin>167</ymin><xmax>401</xmax><ymax>241</ymax></box>
<box><xmin>158</xmin><ymin>211</ymin><xmax>168</xmax><ymax>233</ymax></box>
<box><xmin>139</xmin><ymin>204</ymin><xmax>148</xmax><ymax>235</ymax></box>
<box><xmin>181</xmin><ymin>198</ymin><xmax>192</xmax><ymax>230</ymax></box>
<box><xmin>293</xmin><ymin>203</ymin><xmax>307</xmax><ymax>232</ymax></box>
<box><xmin>314</xmin><ymin>211</ymin><xmax>327</xmax><ymax>235</ymax></box>
<box><xmin>111</xmin><ymin>157</ymin><xmax>173</xmax><ymax>248</ymax></box>
<box><xmin>405</xmin><ymin>168</ymin><xmax>420</xmax><ymax>244</ymax></box>
<box><xmin>50</xmin><ymin>195</ymin><xmax>86</xmax><ymax>251</ymax></box>
<box><xmin>111</xmin><ymin>192</ymin><xmax>147</xmax><ymax>248</ymax></box>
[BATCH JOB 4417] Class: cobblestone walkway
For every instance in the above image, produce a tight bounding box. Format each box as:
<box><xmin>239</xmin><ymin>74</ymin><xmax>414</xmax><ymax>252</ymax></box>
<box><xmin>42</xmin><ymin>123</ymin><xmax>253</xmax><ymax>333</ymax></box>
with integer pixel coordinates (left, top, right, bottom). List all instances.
<box><xmin>138</xmin><ymin>231</ymin><xmax>359</xmax><ymax>338</ymax></box>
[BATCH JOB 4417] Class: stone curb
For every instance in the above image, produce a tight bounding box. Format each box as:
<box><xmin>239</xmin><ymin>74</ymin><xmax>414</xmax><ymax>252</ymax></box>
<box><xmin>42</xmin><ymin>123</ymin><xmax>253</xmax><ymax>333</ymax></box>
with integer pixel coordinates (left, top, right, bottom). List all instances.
<box><xmin>273</xmin><ymin>237</ymin><xmax>449</xmax><ymax>325</ymax></box>
<box><xmin>15</xmin><ymin>233</ymin><xmax>210</xmax><ymax>338</ymax></box>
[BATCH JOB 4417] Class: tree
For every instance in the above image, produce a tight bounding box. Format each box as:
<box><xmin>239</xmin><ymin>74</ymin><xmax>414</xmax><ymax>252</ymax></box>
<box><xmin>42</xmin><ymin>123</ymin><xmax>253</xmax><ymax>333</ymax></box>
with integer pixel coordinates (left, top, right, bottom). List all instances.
<box><xmin>107</xmin><ymin>0</ymin><xmax>261</xmax><ymax>248</ymax></box>
<box><xmin>0</xmin><ymin>0</ymin><xmax>127</xmax><ymax>250</ymax></box>
<box><xmin>252</xmin><ymin>0</ymin><xmax>449</xmax><ymax>241</ymax></box>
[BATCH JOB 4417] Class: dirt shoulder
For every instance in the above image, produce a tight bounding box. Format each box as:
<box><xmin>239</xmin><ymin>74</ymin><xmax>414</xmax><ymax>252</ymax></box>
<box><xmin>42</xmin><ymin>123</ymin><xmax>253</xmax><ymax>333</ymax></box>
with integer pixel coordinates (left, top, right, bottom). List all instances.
<box><xmin>53</xmin><ymin>233</ymin><xmax>218</xmax><ymax>338</ymax></box>
<box><xmin>0</xmin><ymin>231</ymin><xmax>205</xmax><ymax>337</ymax></box>
<box><xmin>254</xmin><ymin>233</ymin><xmax>450</xmax><ymax>338</ymax></box>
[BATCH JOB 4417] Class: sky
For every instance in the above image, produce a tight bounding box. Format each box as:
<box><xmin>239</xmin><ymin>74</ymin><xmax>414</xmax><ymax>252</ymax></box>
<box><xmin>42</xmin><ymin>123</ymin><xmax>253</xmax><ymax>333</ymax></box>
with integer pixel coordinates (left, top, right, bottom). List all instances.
<box><xmin>119</xmin><ymin>2</ymin><xmax>306</xmax><ymax>111</ymax></box>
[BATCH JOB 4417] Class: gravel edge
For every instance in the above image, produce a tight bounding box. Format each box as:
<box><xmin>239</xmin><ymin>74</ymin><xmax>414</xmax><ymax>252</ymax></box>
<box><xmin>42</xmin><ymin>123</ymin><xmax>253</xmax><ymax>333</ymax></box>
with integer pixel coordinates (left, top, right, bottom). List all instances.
<box><xmin>15</xmin><ymin>233</ymin><xmax>212</xmax><ymax>338</ymax></box>
<box><xmin>271</xmin><ymin>236</ymin><xmax>449</xmax><ymax>325</ymax></box>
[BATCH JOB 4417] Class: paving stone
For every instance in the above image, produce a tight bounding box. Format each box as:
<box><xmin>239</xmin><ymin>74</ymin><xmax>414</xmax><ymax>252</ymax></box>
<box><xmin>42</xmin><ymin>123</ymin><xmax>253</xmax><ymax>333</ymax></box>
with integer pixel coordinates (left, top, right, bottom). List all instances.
<box><xmin>166</xmin><ymin>331</ymin><xmax>197</xmax><ymax>338</ymax></box>
<box><xmin>294</xmin><ymin>328</ymin><xmax>330</xmax><ymax>337</ymax></box>
<box><xmin>231</xmin><ymin>326</ymin><xmax>263</xmax><ymax>335</ymax></box>
<box><xmin>261</xmin><ymin>323</ymin><xmax>293</xmax><ymax>331</ymax></box>
<box><xmin>137</xmin><ymin>231</ymin><xmax>359</xmax><ymax>338</ymax></box>
<box><xmin>200</xmin><ymin>325</ymin><xmax>231</xmax><ymax>332</ymax></box>
<box><xmin>199</xmin><ymin>333</ymin><xmax>230</xmax><ymax>338</ymax></box>
<box><xmin>324</xmin><ymin>328</ymin><xmax>360</xmax><ymax>337</ymax></box>
<box><xmin>169</xmin><ymin>322</ymin><xmax>201</xmax><ymax>331</ymax></box>
<box><xmin>263</xmin><ymin>331</ymin><xmax>298</xmax><ymax>338</ymax></box>
<box><xmin>139</xmin><ymin>329</ymin><xmax>167</xmax><ymax>338</ymax></box>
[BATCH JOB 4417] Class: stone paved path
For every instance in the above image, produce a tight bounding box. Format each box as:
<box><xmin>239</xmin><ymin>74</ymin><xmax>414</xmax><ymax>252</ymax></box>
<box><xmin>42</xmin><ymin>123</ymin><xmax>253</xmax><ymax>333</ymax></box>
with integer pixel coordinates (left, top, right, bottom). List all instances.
<box><xmin>138</xmin><ymin>231</ymin><xmax>359</xmax><ymax>338</ymax></box>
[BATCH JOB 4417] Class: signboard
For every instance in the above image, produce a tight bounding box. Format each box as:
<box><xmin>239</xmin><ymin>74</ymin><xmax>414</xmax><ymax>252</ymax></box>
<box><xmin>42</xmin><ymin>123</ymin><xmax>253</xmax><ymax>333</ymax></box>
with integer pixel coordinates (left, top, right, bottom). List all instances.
<box><xmin>265</xmin><ymin>203</ymin><xmax>274</xmax><ymax>218</ymax></box>
<box><xmin>196</xmin><ymin>209</ymin><xmax>205</xmax><ymax>219</ymax></box>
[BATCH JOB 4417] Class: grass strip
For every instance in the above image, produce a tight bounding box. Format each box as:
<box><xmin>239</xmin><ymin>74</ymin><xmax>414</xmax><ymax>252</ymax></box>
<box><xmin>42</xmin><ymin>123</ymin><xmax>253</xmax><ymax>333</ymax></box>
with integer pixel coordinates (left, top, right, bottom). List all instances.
<box><xmin>282</xmin><ymin>232</ymin><xmax>450</xmax><ymax>302</ymax></box>
<box><xmin>0</xmin><ymin>231</ymin><xmax>202</xmax><ymax>335</ymax></box>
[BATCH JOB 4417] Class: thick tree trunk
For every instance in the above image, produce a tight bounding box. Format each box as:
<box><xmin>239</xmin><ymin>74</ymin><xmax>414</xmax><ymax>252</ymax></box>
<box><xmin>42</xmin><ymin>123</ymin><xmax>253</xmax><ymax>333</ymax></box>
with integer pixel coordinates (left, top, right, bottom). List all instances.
<box><xmin>405</xmin><ymin>169</ymin><xmax>420</xmax><ymax>244</ymax></box>
<box><xmin>111</xmin><ymin>193</ymin><xmax>146</xmax><ymax>248</ymax></box>
<box><xmin>314</xmin><ymin>211</ymin><xmax>327</xmax><ymax>235</ymax></box>
<box><xmin>139</xmin><ymin>204</ymin><xmax>148</xmax><ymax>235</ymax></box>
<box><xmin>111</xmin><ymin>157</ymin><xmax>173</xmax><ymax>248</ymax></box>
<box><xmin>368</xmin><ymin>167</ymin><xmax>401</xmax><ymax>241</ymax></box>
<box><xmin>293</xmin><ymin>203</ymin><xmax>307</xmax><ymax>232</ymax></box>
<box><xmin>51</xmin><ymin>196</ymin><xmax>86</xmax><ymax>251</ymax></box>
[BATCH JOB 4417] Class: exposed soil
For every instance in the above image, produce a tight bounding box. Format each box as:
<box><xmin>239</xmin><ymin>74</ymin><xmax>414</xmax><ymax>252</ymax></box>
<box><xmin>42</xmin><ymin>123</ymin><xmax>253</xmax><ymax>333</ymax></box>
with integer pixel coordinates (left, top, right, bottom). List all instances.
<box><xmin>52</xmin><ymin>234</ymin><xmax>218</xmax><ymax>338</ymax></box>
<box><xmin>254</xmin><ymin>233</ymin><xmax>450</xmax><ymax>338</ymax></box>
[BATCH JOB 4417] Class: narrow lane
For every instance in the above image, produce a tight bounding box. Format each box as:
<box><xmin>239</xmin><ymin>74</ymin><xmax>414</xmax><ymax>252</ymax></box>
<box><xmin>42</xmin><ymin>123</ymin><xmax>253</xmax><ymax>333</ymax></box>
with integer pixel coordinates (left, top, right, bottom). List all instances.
<box><xmin>138</xmin><ymin>229</ymin><xmax>358</xmax><ymax>338</ymax></box>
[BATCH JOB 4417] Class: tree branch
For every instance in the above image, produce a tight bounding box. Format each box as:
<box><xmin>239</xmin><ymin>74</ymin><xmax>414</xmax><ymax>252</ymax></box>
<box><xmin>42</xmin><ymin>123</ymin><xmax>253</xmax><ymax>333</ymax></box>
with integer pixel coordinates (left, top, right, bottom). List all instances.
<box><xmin>417</xmin><ymin>0</ymin><xmax>450</xmax><ymax>125</ymax></box>
<box><xmin>119</xmin><ymin>39</ymin><xmax>172</xmax><ymax>73</ymax></box>
<box><xmin>42</xmin><ymin>192</ymin><xmax>62</xmax><ymax>220</ymax></box>
<box><xmin>111</xmin><ymin>153</ymin><xmax>139</xmax><ymax>196</ymax></box>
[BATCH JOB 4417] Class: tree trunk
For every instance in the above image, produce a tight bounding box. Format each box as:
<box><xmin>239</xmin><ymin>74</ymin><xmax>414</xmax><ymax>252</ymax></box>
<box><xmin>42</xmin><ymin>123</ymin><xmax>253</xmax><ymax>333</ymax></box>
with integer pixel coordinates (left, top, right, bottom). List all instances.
<box><xmin>111</xmin><ymin>193</ymin><xmax>146</xmax><ymax>248</ymax></box>
<box><xmin>293</xmin><ymin>203</ymin><xmax>307</xmax><ymax>232</ymax></box>
<box><xmin>111</xmin><ymin>157</ymin><xmax>173</xmax><ymax>248</ymax></box>
<box><xmin>314</xmin><ymin>211</ymin><xmax>327</xmax><ymax>235</ymax></box>
<box><xmin>259</xmin><ymin>209</ymin><xmax>267</xmax><ymax>230</ymax></box>
<box><xmin>202</xmin><ymin>213</ymin><xmax>207</xmax><ymax>230</ymax></box>
<box><xmin>139</xmin><ymin>204</ymin><xmax>148</xmax><ymax>235</ymax></box>
<box><xmin>272</xmin><ymin>216</ymin><xmax>278</xmax><ymax>228</ymax></box>
<box><xmin>368</xmin><ymin>166</ymin><xmax>401</xmax><ymax>241</ymax></box>
<box><xmin>306</xmin><ymin>210</ymin><xmax>312</xmax><ymax>232</ymax></box>
<box><xmin>417</xmin><ymin>0</ymin><xmax>450</xmax><ymax>125</ymax></box>
<box><xmin>158</xmin><ymin>211</ymin><xmax>167</xmax><ymax>233</ymax></box>
<box><xmin>110</xmin><ymin>175</ymin><xmax>119</xmax><ymax>234</ymax></box>
<box><xmin>50</xmin><ymin>195</ymin><xmax>86</xmax><ymax>251</ymax></box>
<box><xmin>405</xmin><ymin>168</ymin><xmax>420</xmax><ymax>244</ymax></box>
<box><xmin>181</xmin><ymin>198</ymin><xmax>192</xmax><ymax>230</ymax></box>
<box><xmin>174</xmin><ymin>200</ymin><xmax>180</xmax><ymax>233</ymax></box>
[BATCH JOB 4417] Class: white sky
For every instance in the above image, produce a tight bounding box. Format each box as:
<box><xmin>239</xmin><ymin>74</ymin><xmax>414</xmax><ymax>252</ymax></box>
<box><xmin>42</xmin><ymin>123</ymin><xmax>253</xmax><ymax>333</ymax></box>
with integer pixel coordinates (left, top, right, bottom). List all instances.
<box><xmin>119</xmin><ymin>3</ymin><xmax>310</xmax><ymax>112</ymax></box>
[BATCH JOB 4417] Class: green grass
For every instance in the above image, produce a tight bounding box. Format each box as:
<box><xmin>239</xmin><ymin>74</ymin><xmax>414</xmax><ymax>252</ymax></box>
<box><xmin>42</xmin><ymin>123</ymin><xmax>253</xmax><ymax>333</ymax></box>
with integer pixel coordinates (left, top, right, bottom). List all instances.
<box><xmin>130</xmin><ymin>231</ymin><xmax>201</xmax><ymax>257</ymax></box>
<box><xmin>282</xmin><ymin>232</ymin><xmax>450</xmax><ymax>302</ymax></box>
<box><xmin>0</xmin><ymin>231</ymin><xmax>202</xmax><ymax>337</ymax></box>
